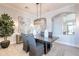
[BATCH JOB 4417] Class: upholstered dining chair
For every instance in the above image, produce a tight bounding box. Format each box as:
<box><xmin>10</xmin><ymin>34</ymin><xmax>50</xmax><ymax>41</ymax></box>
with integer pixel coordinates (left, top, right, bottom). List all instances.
<box><xmin>26</xmin><ymin>34</ymin><xmax>44</xmax><ymax>56</ymax></box>
<box><xmin>21</xmin><ymin>33</ymin><xmax>29</xmax><ymax>52</ymax></box>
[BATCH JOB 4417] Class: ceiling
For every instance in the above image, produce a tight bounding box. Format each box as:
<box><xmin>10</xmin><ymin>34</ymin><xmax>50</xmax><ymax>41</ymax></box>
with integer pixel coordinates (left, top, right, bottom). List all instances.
<box><xmin>0</xmin><ymin>3</ymin><xmax>75</xmax><ymax>15</ymax></box>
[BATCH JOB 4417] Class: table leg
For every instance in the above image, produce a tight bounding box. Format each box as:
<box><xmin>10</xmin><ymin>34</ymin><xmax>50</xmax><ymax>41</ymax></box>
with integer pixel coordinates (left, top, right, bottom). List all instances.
<box><xmin>46</xmin><ymin>42</ymin><xmax>47</xmax><ymax>54</ymax></box>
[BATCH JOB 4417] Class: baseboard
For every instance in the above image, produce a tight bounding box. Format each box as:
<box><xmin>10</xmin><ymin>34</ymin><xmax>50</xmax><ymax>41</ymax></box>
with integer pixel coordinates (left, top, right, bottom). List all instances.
<box><xmin>55</xmin><ymin>40</ymin><xmax>79</xmax><ymax>48</ymax></box>
<box><xmin>10</xmin><ymin>41</ymin><xmax>16</xmax><ymax>44</ymax></box>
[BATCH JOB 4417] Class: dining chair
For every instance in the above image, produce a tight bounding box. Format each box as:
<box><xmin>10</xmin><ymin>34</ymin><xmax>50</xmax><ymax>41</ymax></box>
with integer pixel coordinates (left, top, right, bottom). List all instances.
<box><xmin>26</xmin><ymin>34</ymin><xmax>44</xmax><ymax>56</ymax></box>
<box><xmin>21</xmin><ymin>33</ymin><xmax>29</xmax><ymax>52</ymax></box>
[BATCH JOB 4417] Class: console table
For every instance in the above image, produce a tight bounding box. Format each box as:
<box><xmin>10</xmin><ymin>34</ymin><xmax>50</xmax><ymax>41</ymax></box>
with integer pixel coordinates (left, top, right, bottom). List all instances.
<box><xmin>16</xmin><ymin>34</ymin><xmax>23</xmax><ymax>44</ymax></box>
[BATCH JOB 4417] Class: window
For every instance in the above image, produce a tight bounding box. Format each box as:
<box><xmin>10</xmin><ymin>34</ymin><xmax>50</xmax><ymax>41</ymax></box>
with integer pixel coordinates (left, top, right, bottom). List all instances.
<box><xmin>63</xmin><ymin>13</ymin><xmax>76</xmax><ymax>35</ymax></box>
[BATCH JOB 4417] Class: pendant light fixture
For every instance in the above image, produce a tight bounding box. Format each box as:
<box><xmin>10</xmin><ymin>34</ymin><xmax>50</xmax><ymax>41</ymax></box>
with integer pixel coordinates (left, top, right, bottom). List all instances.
<box><xmin>36</xmin><ymin>3</ymin><xmax>42</xmax><ymax>19</ymax></box>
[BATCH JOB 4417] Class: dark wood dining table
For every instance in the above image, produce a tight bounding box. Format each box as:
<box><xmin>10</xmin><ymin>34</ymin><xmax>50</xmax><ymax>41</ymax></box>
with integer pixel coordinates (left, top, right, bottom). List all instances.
<box><xmin>35</xmin><ymin>36</ymin><xmax>58</xmax><ymax>54</ymax></box>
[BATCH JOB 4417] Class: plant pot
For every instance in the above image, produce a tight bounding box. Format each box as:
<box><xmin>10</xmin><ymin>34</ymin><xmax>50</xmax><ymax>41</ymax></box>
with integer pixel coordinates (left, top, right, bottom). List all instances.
<box><xmin>1</xmin><ymin>40</ymin><xmax>10</xmax><ymax>48</ymax></box>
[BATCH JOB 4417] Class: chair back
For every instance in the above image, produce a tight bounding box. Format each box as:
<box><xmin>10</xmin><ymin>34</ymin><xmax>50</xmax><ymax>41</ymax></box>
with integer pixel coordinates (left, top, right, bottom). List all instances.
<box><xmin>49</xmin><ymin>32</ymin><xmax>52</xmax><ymax>38</ymax></box>
<box><xmin>26</xmin><ymin>35</ymin><xmax>37</xmax><ymax>51</ymax></box>
<box><xmin>21</xmin><ymin>33</ymin><xmax>27</xmax><ymax>43</ymax></box>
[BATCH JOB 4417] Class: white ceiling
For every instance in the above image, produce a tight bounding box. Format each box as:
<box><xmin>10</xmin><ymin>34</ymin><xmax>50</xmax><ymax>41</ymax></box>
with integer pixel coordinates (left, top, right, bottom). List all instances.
<box><xmin>0</xmin><ymin>3</ymin><xmax>75</xmax><ymax>15</ymax></box>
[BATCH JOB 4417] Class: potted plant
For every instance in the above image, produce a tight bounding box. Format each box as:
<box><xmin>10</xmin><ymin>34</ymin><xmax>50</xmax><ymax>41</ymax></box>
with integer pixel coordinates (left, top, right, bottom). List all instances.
<box><xmin>0</xmin><ymin>13</ymin><xmax>14</xmax><ymax>48</ymax></box>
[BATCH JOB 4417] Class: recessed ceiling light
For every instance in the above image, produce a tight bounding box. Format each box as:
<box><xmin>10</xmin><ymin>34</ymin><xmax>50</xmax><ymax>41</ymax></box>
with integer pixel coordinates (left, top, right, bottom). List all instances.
<box><xmin>25</xmin><ymin>6</ymin><xmax>28</xmax><ymax>9</ymax></box>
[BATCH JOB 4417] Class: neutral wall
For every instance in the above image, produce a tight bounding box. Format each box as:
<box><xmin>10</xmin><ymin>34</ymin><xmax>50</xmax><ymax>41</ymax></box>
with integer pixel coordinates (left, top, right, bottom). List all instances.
<box><xmin>20</xmin><ymin>4</ymin><xmax>79</xmax><ymax>48</ymax></box>
<box><xmin>39</xmin><ymin>4</ymin><xmax>79</xmax><ymax>47</ymax></box>
<box><xmin>0</xmin><ymin>5</ymin><xmax>19</xmax><ymax>44</ymax></box>
<box><xmin>0</xmin><ymin>5</ymin><xmax>35</xmax><ymax>44</ymax></box>
<box><xmin>0</xmin><ymin>4</ymin><xmax>79</xmax><ymax>47</ymax></box>
<box><xmin>53</xmin><ymin>15</ymin><xmax>76</xmax><ymax>47</ymax></box>
<box><xmin>42</xmin><ymin>4</ymin><xmax>75</xmax><ymax>32</ymax></box>
<box><xmin>52</xmin><ymin>5</ymin><xmax>79</xmax><ymax>47</ymax></box>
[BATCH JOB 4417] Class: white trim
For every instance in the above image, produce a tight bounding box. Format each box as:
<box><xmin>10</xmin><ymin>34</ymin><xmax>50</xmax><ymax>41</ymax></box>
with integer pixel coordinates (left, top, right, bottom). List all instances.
<box><xmin>55</xmin><ymin>40</ymin><xmax>79</xmax><ymax>48</ymax></box>
<box><xmin>10</xmin><ymin>41</ymin><xmax>16</xmax><ymax>44</ymax></box>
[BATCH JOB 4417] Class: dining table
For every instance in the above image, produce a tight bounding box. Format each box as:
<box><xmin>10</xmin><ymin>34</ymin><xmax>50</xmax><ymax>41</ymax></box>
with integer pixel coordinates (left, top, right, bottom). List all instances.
<box><xmin>35</xmin><ymin>36</ymin><xmax>58</xmax><ymax>54</ymax></box>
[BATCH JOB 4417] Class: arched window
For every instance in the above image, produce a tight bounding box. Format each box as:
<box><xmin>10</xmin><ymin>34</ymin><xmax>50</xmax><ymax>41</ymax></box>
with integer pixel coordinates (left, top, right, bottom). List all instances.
<box><xmin>63</xmin><ymin>13</ymin><xmax>76</xmax><ymax>35</ymax></box>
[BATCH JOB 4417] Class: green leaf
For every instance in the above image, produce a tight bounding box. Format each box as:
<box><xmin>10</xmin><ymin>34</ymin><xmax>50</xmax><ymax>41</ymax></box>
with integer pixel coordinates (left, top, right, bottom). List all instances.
<box><xmin>0</xmin><ymin>13</ymin><xmax>15</xmax><ymax>39</ymax></box>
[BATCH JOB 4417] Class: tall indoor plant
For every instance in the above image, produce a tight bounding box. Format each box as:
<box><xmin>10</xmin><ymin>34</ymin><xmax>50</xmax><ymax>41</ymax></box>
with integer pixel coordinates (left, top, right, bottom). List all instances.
<box><xmin>0</xmin><ymin>13</ymin><xmax>14</xmax><ymax>48</ymax></box>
